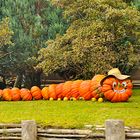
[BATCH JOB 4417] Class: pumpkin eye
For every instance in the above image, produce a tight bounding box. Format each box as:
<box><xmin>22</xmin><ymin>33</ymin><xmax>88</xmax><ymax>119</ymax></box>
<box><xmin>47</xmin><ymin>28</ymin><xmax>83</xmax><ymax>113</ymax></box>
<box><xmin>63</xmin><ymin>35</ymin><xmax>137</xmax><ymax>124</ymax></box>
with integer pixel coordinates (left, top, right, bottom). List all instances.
<box><xmin>112</xmin><ymin>82</ymin><xmax>117</xmax><ymax>88</ymax></box>
<box><xmin>122</xmin><ymin>81</ymin><xmax>127</xmax><ymax>88</ymax></box>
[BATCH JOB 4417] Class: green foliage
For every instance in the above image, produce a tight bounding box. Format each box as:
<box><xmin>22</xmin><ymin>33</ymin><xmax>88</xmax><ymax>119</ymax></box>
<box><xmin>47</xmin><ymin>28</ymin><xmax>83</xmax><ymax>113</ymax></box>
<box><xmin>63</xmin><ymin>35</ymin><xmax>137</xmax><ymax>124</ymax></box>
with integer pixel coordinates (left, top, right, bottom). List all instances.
<box><xmin>43</xmin><ymin>4</ymin><xmax>68</xmax><ymax>39</ymax></box>
<box><xmin>38</xmin><ymin>0</ymin><xmax>140</xmax><ymax>79</ymax></box>
<box><xmin>123</xmin><ymin>0</ymin><xmax>140</xmax><ymax>10</ymax></box>
<box><xmin>0</xmin><ymin>0</ymin><xmax>68</xmax><ymax>87</ymax></box>
<box><xmin>0</xmin><ymin>17</ymin><xmax>13</xmax><ymax>47</ymax></box>
<box><xmin>131</xmin><ymin>0</ymin><xmax>140</xmax><ymax>10</ymax></box>
<box><xmin>0</xmin><ymin>17</ymin><xmax>14</xmax><ymax>75</ymax></box>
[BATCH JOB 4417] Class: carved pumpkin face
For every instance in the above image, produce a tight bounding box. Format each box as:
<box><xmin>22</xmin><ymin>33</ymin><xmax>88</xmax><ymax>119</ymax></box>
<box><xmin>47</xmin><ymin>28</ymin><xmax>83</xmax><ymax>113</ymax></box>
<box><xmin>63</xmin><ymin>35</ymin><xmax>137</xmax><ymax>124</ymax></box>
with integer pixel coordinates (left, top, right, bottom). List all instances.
<box><xmin>101</xmin><ymin>77</ymin><xmax>133</xmax><ymax>102</ymax></box>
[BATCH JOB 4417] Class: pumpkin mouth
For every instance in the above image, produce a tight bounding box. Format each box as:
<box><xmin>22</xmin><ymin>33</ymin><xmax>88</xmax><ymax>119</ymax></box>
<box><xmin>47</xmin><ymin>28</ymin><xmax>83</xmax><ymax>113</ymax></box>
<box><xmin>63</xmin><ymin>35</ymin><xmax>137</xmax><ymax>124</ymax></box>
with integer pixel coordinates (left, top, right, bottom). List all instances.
<box><xmin>114</xmin><ymin>89</ymin><xmax>126</xmax><ymax>94</ymax></box>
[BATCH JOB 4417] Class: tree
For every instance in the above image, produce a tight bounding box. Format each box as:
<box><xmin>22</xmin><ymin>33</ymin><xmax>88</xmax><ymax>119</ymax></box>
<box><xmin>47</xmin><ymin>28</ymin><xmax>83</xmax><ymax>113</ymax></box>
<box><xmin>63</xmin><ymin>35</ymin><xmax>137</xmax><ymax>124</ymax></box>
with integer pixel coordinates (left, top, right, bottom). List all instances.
<box><xmin>123</xmin><ymin>0</ymin><xmax>140</xmax><ymax>10</ymax></box>
<box><xmin>38</xmin><ymin>0</ymin><xmax>140</xmax><ymax>80</ymax></box>
<box><xmin>0</xmin><ymin>17</ymin><xmax>13</xmax><ymax>88</ymax></box>
<box><xmin>131</xmin><ymin>0</ymin><xmax>140</xmax><ymax>10</ymax></box>
<box><xmin>0</xmin><ymin>17</ymin><xmax>13</xmax><ymax>48</ymax></box>
<box><xmin>0</xmin><ymin>0</ymin><xmax>68</xmax><ymax>88</ymax></box>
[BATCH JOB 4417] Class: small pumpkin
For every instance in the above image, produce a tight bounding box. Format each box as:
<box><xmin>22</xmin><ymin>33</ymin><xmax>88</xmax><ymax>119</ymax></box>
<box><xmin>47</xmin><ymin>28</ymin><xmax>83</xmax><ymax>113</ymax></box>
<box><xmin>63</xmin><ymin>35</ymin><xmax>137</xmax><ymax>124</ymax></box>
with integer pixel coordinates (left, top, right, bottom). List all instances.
<box><xmin>30</xmin><ymin>86</ymin><xmax>42</xmax><ymax>100</ymax></box>
<box><xmin>102</xmin><ymin>77</ymin><xmax>133</xmax><ymax>102</ymax></box>
<box><xmin>20</xmin><ymin>88</ymin><xmax>32</xmax><ymax>101</ymax></box>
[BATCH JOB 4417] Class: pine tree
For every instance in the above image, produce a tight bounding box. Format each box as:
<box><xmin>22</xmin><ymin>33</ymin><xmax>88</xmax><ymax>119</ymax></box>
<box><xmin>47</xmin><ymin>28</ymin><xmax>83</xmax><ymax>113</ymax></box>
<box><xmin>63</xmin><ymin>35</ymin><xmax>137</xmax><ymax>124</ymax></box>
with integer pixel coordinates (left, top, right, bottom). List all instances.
<box><xmin>1</xmin><ymin>0</ymin><xmax>68</xmax><ymax>88</ymax></box>
<box><xmin>0</xmin><ymin>17</ymin><xmax>13</xmax><ymax>88</ymax></box>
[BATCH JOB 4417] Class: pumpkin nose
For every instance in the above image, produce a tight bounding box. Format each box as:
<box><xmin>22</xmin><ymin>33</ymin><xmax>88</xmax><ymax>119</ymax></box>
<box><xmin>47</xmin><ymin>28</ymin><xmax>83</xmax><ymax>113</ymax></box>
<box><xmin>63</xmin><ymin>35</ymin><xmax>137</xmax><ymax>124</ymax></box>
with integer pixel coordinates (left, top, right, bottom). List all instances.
<box><xmin>117</xmin><ymin>82</ymin><xmax>124</xmax><ymax>90</ymax></box>
<box><xmin>118</xmin><ymin>82</ymin><xmax>121</xmax><ymax>88</ymax></box>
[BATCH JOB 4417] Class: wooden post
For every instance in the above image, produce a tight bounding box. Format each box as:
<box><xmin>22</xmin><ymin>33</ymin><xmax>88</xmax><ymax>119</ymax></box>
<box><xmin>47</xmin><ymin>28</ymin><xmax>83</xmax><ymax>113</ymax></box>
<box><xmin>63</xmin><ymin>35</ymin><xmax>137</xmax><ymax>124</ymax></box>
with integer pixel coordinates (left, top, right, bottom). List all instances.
<box><xmin>105</xmin><ymin>119</ymin><xmax>125</xmax><ymax>140</ymax></box>
<box><xmin>21</xmin><ymin>120</ymin><xmax>37</xmax><ymax>140</ymax></box>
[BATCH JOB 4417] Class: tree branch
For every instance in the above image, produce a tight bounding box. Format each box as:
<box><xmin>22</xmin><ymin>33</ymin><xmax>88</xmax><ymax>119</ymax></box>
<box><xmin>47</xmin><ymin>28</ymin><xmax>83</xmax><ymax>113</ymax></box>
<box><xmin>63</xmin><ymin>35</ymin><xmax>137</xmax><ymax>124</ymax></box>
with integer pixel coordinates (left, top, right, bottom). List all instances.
<box><xmin>0</xmin><ymin>51</ymin><xmax>13</xmax><ymax>59</ymax></box>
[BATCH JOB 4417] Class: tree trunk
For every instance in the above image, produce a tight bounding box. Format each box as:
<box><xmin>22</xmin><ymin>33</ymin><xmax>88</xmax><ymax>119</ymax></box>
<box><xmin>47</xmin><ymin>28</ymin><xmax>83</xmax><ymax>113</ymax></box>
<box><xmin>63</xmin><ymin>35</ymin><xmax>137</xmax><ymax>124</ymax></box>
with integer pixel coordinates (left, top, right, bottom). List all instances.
<box><xmin>14</xmin><ymin>72</ymin><xmax>23</xmax><ymax>88</ymax></box>
<box><xmin>22</xmin><ymin>72</ymin><xmax>32</xmax><ymax>89</ymax></box>
<box><xmin>32</xmin><ymin>69</ymin><xmax>42</xmax><ymax>87</ymax></box>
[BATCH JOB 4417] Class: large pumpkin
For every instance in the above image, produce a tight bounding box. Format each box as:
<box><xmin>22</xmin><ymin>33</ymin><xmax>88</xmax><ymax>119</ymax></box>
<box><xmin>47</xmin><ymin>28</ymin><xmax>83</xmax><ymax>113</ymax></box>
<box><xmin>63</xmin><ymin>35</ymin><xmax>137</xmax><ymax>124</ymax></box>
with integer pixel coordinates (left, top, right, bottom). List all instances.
<box><xmin>91</xmin><ymin>74</ymin><xmax>106</xmax><ymax>99</ymax></box>
<box><xmin>62</xmin><ymin>81</ymin><xmax>73</xmax><ymax>100</ymax></box>
<box><xmin>90</xmin><ymin>81</ymin><xmax>103</xmax><ymax>99</ymax></box>
<box><xmin>41</xmin><ymin>87</ymin><xmax>49</xmax><ymax>100</ymax></box>
<box><xmin>30</xmin><ymin>86</ymin><xmax>42</xmax><ymax>100</ymax></box>
<box><xmin>11</xmin><ymin>87</ymin><xmax>21</xmax><ymax>101</ymax></box>
<box><xmin>79</xmin><ymin>80</ymin><xmax>93</xmax><ymax>100</ymax></box>
<box><xmin>101</xmin><ymin>77</ymin><xmax>133</xmax><ymax>102</ymax></box>
<box><xmin>2</xmin><ymin>88</ymin><xmax>12</xmax><ymax>101</ymax></box>
<box><xmin>92</xmin><ymin>74</ymin><xmax>106</xmax><ymax>83</ymax></box>
<box><xmin>70</xmin><ymin>80</ymin><xmax>83</xmax><ymax>99</ymax></box>
<box><xmin>48</xmin><ymin>84</ymin><xmax>57</xmax><ymax>100</ymax></box>
<box><xmin>55</xmin><ymin>83</ymin><xmax>64</xmax><ymax>99</ymax></box>
<box><xmin>20</xmin><ymin>88</ymin><xmax>32</xmax><ymax>101</ymax></box>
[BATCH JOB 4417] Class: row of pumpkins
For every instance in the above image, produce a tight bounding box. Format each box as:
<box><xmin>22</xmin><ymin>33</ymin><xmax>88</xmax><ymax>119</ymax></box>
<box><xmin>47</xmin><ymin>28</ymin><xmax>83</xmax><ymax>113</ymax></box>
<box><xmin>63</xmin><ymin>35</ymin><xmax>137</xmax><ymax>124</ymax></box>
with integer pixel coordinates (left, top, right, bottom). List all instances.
<box><xmin>0</xmin><ymin>75</ymin><xmax>133</xmax><ymax>102</ymax></box>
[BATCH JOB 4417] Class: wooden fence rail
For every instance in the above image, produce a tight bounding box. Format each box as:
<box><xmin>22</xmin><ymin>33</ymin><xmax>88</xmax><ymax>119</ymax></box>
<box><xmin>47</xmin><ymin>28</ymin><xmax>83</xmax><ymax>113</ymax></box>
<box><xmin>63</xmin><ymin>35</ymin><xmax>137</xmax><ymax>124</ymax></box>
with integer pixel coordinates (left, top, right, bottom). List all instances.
<box><xmin>132</xmin><ymin>80</ymin><xmax>140</xmax><ymax>88</ymax></box>
<box><xmin>0</xmin><ymin>120</ymin><xmax>140</xmax><ymax>140</ymax></box>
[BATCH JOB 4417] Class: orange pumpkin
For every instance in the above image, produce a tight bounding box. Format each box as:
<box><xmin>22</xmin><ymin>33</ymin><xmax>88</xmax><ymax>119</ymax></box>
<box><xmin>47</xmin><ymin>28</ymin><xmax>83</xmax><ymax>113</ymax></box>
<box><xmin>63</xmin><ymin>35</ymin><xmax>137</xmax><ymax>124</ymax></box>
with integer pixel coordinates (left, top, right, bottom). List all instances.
<box><xmin>2</xmin><ymin>88</ymin><xmax>12</xmax><ymax>101</ymax></box>
<box><xmin>55</xmin><ymin>83</ymin><xmax>64</xmax><ymax>99</ymax></box>
<box><xmin>30</xmin><ymin>86</ymin><xmax>42</xmax><ymax>100</ymax></box>
<box><xmin>91</xmin><ymin>74</ymin><xmax>106</xmax><ymax>99</ymax></box>
<box><xmin>102</xmin><ymin>77</ymin><xmax>133</xmax><ymax>102</ymax></box>
<box><xmin>48</xmin><ymin>84</ymin><xmax>57</xmax><ymax>100</ymax></box>
<box><xmin>90</xmin><ymin>81</ymin><xmax>103</xmax><ymax>99</ymax></box>
<box><xmin>41</xmin><ymin>87</ymin><xmax>49</xmax><ymax>100</ymax></box>
<box><xmin>11</xmin><ymin>87</ymin><xmax>21</xmax><ymax>101</ymax></box>
<box><xmin>71</xmin><ymin>80</ymin><xmax>83</xmax><ymax>99</ymax></box>
<box><xmin>79</xmin><ymin>80</ymin><xmax>93</xmax><ymax>100</ymax></box>
<box><xmin>62</xmin><ymin>81</ymin><xmax>73</xmax><ymax>100</ymax></box>
<box><xmin>92</xmin><ymin>74</ymin><xmax>106</xmax><ymax>83</ymax></box>
<box><xmin>20</xmin><ymin>88</ymin><xmax>32</xmax><ymax>101</ymax></box>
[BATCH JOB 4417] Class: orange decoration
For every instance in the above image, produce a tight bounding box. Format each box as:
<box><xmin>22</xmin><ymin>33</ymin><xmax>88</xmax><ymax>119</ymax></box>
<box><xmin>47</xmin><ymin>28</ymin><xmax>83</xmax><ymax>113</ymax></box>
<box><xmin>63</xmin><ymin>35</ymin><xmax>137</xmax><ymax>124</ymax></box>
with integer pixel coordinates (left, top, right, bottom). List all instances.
<box><xmin>2</xmin><ymin>88</ymin><xmax>12</xmax><ymax>101</ymax></box>
<box><xmin>55</xmin><ymin>83</ymin><xmax>64</xmax><ymax>99</ymax></box>
<box><xmin>30</xmin><ymin>86</ymin><xmax>42</xmax><ymax>100</ymax></box>
<box><xmin>0</xmin><ymin>69</ymin><xmax>133</xmax><ymax>103</ymax></box>
<box><xmin>62</xmin><ymin>81</ymin><xmax>73</xmax><ymax>99</ymax></box>
<box><xmin>79</xmin><ymin>80</ymin><xmax>93</xmax><ymax>100</ymax></box>
<box><xmin>11</xmin><ymin>87</ymin><xmax>21</xmax><ymax>101</ymax></box>
<box><xmin>20</xmin><ymin>88</ymin><xmax>32</xmax><ymax>101</ymax></box>
<box><xmin>92</xmin><ymin>74</ymin><xmax>106</xmax><ymax>83</ymax></box>
<box><xmin>71</xmin><ymin>80</ymin><xmax>83</xmax><ymax>99</ymax></box>
<box><xmin>48</xmin><ymin>84</ymin><xmax>57</xmax><ymax>99</ymax></box>
<box><xmin>102</xmin><ymin>77</ymin><xmax>132</xmax><ymax>102</ymax></box>
<box><xmin>41</xmin><ymin>87</ymin><xmax>49</xmax><ymax>100</ymax></box>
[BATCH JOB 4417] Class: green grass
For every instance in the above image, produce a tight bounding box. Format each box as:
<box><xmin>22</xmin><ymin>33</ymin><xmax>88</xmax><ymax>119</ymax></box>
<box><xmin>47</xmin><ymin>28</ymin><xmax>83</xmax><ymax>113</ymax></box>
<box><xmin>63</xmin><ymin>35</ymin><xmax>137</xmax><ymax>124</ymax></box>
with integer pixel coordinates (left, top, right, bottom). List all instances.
<box><xmin>0</xmin><ymin>89</ymin><xmax>140</xmax><ymax>129</ymax></box>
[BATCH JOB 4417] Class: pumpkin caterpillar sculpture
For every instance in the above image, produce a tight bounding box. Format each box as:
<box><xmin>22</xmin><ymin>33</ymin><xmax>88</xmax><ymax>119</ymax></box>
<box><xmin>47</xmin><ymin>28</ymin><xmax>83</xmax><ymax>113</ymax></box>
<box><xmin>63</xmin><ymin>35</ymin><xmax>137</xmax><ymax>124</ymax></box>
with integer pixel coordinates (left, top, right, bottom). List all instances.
<box><xmin>40</xmin><ymin>73</ymin><xmax>133</xmax><ymax>102</ymax></box>
<box><xmin>0</xmin><ymin>68</ymin><xmax>133</xmax><ymax>102</ymax></box>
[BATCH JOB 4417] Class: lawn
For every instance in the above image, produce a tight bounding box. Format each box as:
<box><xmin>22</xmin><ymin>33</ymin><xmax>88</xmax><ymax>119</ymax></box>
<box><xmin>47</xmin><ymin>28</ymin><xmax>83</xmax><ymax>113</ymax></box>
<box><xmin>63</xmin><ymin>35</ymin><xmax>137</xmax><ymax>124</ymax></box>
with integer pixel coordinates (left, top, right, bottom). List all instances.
<box><xmin>0</xmin><ymin>89</ymin><xmax>140</xmax><ymax>129</ymax></box>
